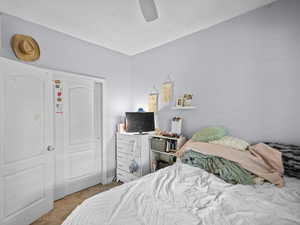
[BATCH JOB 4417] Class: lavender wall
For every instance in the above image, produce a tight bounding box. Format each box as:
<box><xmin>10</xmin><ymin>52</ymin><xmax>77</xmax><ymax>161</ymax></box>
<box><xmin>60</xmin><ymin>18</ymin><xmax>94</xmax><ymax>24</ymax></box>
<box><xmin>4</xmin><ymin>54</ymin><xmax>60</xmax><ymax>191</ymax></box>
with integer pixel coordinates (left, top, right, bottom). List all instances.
<box><xmin>1</xmin><ymin>0</ymin><xmax>299</xmax><ymax>180</ymax></box>
<box><xmin>131</xmin><ymin>0</ymin><xmax>300</xmax><ymax>144</ymax></box>
<box><xmin>0</xmin><ymin>14</ymin><xmax>132</xmax><ymax>179</ymax></box>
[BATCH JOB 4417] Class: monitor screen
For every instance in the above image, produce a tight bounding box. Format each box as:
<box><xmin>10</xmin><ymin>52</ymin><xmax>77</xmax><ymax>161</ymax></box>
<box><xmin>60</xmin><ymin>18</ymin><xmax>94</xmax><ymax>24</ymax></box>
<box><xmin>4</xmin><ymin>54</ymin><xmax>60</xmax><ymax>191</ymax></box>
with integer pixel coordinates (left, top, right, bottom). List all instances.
<box><xmin>125</xmin><ymin>112</ymin><xmax>155</xmax><ymax>133</ymax></box>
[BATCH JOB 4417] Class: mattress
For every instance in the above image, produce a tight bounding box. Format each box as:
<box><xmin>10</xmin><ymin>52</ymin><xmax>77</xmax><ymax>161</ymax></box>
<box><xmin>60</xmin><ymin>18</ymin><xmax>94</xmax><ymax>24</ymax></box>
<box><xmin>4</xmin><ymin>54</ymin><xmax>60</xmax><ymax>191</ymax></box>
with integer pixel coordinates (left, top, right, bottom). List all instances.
<box><xmin>62</xmin><ymin>162</ymin><xmax>300</xmax><ymax>225</ymax></box>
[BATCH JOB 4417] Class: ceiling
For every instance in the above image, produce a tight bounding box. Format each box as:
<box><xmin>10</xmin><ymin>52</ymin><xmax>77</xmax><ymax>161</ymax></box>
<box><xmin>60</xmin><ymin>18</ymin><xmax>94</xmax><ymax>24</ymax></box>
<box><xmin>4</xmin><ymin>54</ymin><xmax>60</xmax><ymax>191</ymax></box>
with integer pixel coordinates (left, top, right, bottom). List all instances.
<box><xmin>0</xmin><ymin>0</ymin><xmax>277</xmax><ymax>55</ymax></box>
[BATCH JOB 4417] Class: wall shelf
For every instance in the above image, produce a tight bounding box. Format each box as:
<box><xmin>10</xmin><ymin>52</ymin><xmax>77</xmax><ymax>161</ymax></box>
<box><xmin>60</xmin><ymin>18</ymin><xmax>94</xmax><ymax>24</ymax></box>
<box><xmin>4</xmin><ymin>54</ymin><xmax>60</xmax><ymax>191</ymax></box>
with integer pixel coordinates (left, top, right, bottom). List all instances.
<box><xmin>150</xmin><ymin>135</ymin><xmax>179</xmax><ymax>141</ymax></box>
<box><xmin>151</xmin><ymin>149</ymin><xmax>177</xmax><ymax>157</ymax></box>
<box><xmin>171</xmin><ymin>106</ymin><xmax>197</xmax><ymax>110</ymax></box>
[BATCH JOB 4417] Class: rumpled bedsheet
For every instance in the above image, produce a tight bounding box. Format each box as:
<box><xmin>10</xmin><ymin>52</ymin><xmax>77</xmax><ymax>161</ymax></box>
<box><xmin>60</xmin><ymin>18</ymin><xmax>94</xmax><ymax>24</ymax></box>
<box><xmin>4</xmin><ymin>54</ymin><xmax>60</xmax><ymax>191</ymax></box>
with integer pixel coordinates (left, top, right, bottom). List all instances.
<box><xmin>62</xmin><ymin>163</ymin><xmax>300</xmax><ymax>225</ymax></box>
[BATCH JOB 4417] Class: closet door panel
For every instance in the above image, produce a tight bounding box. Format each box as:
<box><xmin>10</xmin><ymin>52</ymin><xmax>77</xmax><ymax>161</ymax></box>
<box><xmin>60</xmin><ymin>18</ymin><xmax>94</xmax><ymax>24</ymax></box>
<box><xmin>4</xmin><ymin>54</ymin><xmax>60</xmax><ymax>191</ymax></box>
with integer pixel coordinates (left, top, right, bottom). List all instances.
<box><xmin>69</xmin><ymin>86</ymin><xmax>93</xmax><ymax>145</ymax></box>
<box><xmin>4</xmin><ymin>76</ymin><xmax>44</xmax><ymax>163</ymax></box>
<box><xmin>65</xmin><ymin>79</ymin><xmax>99</xmax><ymax>195</ymax></box>
<box><xmin>53</xmin><ymin>75</ymin><xmax>102</xmax><ymax>198</ymax></box>
<box><xmin>69</xmin><ymin>151</ymin><xmax>95</xmax><ymax>179</ymax></box>
<box><xmin>0</xmin><ymin>58</ymin><xmax>54</xmax><ymax>225</ymax></box>
<box><xmin>4</xmin><ymin>165</ymin><xmax>44</xmax><ymax>217</ymax></box>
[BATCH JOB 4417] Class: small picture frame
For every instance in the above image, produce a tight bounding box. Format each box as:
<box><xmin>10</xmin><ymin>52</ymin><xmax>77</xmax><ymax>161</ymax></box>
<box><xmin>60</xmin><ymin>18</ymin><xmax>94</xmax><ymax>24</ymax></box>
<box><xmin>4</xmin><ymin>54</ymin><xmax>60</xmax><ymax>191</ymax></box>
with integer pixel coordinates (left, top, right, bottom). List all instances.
<box><xmin>183</xmin><ymin>94</ymin><xmax>193</xmax><ymax>107</ymax></box>
<box><xmin>176</xmin><ymin>98</ymin><xmax>184</xmax><ymax>107</ymax></box>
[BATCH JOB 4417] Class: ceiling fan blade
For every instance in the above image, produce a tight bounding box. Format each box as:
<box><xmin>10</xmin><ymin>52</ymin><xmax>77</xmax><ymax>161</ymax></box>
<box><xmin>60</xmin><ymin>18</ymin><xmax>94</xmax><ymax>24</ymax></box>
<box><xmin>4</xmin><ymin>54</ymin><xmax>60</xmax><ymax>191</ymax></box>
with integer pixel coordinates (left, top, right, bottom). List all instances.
<box><xmin>139</xmin><ymin>0</ymin><xmax>158</xmax><ymax>22</ymax></box>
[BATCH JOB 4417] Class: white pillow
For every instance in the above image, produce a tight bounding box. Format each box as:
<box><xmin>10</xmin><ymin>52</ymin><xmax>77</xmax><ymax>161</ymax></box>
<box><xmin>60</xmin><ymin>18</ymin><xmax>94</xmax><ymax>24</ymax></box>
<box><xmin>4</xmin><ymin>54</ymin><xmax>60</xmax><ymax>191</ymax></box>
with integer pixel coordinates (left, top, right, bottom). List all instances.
<box><xmin>209</xmin><ymin>136</ymin><xmax>250</xmax><ymax>151</ymax></box>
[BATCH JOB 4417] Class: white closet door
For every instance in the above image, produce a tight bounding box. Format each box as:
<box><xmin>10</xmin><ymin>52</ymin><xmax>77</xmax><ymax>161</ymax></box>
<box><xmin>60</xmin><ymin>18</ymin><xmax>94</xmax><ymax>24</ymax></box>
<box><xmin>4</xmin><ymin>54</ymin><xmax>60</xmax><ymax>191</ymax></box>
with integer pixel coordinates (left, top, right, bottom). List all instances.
<box><xmin>58</xmin><ymin>76</ymin><xmax>101</xmax><ymax>196</ymax></box>
<box><xmin>0</xmin><ymin>58</ymin><xmax>54</xmax><ymax>225</ymax></box>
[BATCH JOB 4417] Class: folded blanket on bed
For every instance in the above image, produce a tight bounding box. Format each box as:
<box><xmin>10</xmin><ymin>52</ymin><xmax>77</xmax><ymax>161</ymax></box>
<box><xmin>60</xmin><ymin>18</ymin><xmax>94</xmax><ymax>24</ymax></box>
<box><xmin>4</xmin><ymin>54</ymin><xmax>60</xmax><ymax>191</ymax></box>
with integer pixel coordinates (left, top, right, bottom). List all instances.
<box><xmin>181</xmin><ymin>150</ymin><xmax>256</xmax><ymax>185</ymax></box>
<box><xmin>178</xmin><ymin>141</ymin><xmax>284</xmax><ymax>187</ymax></box>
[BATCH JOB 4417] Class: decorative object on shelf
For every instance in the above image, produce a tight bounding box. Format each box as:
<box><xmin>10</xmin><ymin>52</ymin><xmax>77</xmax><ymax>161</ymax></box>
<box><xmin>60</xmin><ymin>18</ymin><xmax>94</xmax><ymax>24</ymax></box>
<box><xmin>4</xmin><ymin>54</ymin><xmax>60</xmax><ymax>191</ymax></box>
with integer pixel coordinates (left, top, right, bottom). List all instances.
<box><xmin>154</xmin><ymin>128</ymin><xmax>162</xmax><ymax>136</ymax></box>
<box><xmin>175</xmin><ymin>98</ymin><xmax>184</xmax><ymax>107</ymax></box>
<box><xmin>117</xmin><ymin>123</ymin><xmax>126</xmax><ymax>133</ymax></box>
<box><xmin>11</xmin><ymin>34</ymin><xmax>40</xmax><ymax>61</ymax></box>
<box><xmin>161</xmin><ymin>75</ymin><xmax>173</xmax><ymax>103</ymax></box>
<box><xmin>171</xmin><ymin>117</ymin><xmax>182</xmax><ymax>135</ymax></box>
<box><xmin>174</xmin><ymin>93</ymin><xmax>195</xmax><ymax>109</ymax></box>
<box><xmin>183</xmin><ymin>94</ymin><xmax>193</xmax><ymax>107</ymax></box>
<box><xmin>148</xmin><ymin>85</ymin><xmax>159</xmax><ymax>112</ymax></box>
<box><xmin>138</xmin><ymin>107</ymin><xmax>145</xmax><ymax>112</ymax></box>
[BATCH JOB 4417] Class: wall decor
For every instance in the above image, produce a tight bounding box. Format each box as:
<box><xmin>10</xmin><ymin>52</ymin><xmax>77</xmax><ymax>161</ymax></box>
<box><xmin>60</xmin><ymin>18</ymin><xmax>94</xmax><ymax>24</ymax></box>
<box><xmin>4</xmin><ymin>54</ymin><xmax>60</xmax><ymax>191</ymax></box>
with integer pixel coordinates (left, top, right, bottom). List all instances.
<box><xmin>161</xmin><ymin>76</ymin><xmax>173</xmax><ymax>103</ymax></box>
<box><xmin>148</xmin><ymin>85</ymin><xmax>159</xmax><ymax>112</ymax></box>
<box><xmin>148</xmin><ymin>93</ymin><xmax>158</xmax><ymax>112</ymax></box>
<box><xmin>11</xmin><ymin>34</ymin><xmax>41</xmax><ymax>61</ymax></box>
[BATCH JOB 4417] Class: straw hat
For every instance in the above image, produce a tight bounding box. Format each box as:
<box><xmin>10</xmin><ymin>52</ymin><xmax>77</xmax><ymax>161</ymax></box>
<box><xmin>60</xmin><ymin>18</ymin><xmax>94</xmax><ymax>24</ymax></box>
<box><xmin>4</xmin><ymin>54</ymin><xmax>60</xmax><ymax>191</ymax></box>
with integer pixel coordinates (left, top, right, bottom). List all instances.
<box><xmin>11</xmin><ymin>34</ymin><xmax>40</xmax><ymax>61</ymax></box>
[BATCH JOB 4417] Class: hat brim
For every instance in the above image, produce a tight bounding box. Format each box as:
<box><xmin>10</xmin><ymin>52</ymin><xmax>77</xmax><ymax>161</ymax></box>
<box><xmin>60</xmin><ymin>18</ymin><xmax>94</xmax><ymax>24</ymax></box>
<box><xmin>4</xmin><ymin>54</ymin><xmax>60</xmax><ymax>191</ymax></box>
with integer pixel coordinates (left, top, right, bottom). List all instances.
<box><xmin>11</xmin><ymin>34</ymin><xmax>40</xmax><ymax>62</ymax></box>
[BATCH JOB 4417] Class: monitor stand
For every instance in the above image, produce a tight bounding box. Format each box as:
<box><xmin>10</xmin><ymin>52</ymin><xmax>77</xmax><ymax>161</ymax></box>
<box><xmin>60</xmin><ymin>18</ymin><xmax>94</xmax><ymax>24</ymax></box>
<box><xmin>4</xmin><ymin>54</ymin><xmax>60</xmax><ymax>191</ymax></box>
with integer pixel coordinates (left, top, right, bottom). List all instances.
<box><xmin>122</xmin><ymin>131</ymin><xmax>155</xmax><ymax>135</ymax></box>
<box><xmin>137</xmin><ymin>132</ymin><xmax>149</xmax><ymax>135</ymax></box>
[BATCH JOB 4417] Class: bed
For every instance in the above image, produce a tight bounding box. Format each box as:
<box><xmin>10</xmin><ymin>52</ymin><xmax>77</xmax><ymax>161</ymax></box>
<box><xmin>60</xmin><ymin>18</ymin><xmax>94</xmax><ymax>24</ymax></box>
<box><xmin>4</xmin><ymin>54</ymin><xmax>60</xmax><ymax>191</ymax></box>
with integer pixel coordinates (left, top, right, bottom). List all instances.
<box><xmin>62</xmin><ymin>162</ymin><xmax>300</xmax><ymax>225</ymax></box>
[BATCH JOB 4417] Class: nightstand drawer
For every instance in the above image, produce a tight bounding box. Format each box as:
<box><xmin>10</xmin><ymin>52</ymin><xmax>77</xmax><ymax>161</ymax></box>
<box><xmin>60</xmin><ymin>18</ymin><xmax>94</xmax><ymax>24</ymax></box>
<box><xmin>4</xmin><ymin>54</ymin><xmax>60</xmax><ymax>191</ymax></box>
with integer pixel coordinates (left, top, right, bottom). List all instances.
<box><xmin>117</xmin><ymin>139</ymin><xmax>140</xmax><ymax>147</ymax></box>
<box><xmin>117</xmin><ymin>144</ymin><xmax>135</xmax><ymax>154</ymax></box>
<box><xmin>117</xmin><ymin>154</ymin><xmax>140</xmax><ymax>165</ymax></box>
<box><xmin>117</xmin><ymin>134</ymin><xmax>141</xmax><ymax>145</ymax></box>
<box><xmin>117</xmin><ymin>143</ymin><xmax>141</xmax><ymax>155</ymax></box>
<box><xmin>117</xmin><ymin>151</ymin><xmax>132</xmax><ymax>159</ymax></box>
<box><xmin>117</xmin><ymin>160</ymin><xmax>141</xmax><ymax>177</ymax></box>
<box><xmin>117</xmin><ymin>147</ymin><xmax>141</xmax><ymax>159</ymax></box>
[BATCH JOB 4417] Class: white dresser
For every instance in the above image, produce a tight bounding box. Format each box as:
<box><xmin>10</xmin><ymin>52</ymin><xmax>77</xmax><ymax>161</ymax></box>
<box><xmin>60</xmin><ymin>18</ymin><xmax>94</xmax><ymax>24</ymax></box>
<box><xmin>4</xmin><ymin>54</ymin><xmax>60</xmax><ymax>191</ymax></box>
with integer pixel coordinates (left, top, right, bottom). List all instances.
<box><xmin>116</xmin><ymin>133</ymin><xmax>151</xmax><ymax>182</ymax></box>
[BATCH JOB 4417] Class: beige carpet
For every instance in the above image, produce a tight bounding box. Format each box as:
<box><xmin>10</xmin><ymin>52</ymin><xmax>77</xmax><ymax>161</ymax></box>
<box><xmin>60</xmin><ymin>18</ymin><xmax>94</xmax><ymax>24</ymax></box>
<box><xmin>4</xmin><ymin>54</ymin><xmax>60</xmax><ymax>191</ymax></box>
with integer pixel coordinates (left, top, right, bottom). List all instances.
<box><xmin>31</xmin><ymin>182</ymin><xmax>121</xmax><ymax>225</ymax></box>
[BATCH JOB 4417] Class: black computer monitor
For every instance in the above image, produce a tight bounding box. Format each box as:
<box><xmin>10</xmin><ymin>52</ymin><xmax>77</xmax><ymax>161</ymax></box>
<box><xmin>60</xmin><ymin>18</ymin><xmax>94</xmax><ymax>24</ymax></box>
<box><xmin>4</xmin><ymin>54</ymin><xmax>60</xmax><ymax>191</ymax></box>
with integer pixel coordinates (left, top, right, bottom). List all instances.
<box><xmin>125</xmin><ymin>112</ymin><xmax>155</xmax><ymax>133</ymax></box>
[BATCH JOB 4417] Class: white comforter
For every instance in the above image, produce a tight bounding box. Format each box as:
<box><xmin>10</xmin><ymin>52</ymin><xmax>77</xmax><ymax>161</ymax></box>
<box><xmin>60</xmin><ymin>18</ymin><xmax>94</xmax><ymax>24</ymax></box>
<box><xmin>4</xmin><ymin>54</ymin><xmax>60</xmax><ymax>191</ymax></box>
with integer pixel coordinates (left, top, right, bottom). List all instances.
<box><xmin>63</xmin><ymin>163</ymin><xmax>300</xmax><ymax>225</ymax></box>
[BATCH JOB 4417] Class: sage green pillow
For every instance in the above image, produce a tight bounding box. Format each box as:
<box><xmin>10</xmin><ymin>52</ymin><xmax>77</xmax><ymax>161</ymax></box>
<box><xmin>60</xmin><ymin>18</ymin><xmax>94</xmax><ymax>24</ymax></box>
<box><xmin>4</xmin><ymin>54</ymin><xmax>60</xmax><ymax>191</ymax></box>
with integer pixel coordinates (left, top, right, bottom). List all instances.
<box><xmin>192</xmin><ymin>126</ymin><xmax>226</xmax><ymax>142</ymax></box>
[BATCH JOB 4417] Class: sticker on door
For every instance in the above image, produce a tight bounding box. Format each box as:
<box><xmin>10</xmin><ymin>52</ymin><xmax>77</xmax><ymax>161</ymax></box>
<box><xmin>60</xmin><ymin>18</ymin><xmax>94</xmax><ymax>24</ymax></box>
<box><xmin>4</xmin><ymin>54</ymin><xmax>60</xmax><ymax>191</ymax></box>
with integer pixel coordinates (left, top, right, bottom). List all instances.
<box><xmin>54</xmin><ymin>80</ymin><xmax>63</xmax><ymax>114</ymax></box>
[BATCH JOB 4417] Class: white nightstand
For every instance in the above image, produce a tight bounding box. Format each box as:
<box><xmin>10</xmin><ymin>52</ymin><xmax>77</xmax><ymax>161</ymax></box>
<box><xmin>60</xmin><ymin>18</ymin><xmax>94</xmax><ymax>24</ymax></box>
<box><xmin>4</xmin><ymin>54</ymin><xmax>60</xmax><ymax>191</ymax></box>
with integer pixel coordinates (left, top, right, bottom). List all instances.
<box><xmin>116</xmin><ymin>133</ymin><xmax>151</xmax><ymax>183</ymax></box>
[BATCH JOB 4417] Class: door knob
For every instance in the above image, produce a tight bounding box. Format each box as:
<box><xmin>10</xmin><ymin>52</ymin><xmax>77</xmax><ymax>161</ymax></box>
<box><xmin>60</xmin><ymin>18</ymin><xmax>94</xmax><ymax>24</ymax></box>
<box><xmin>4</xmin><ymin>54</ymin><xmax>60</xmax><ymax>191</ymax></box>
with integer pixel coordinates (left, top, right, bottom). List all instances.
<box><xmin>47</xmin><ymin>145</ymin><xmax>55</xmax><ymax>151</ymax></box>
